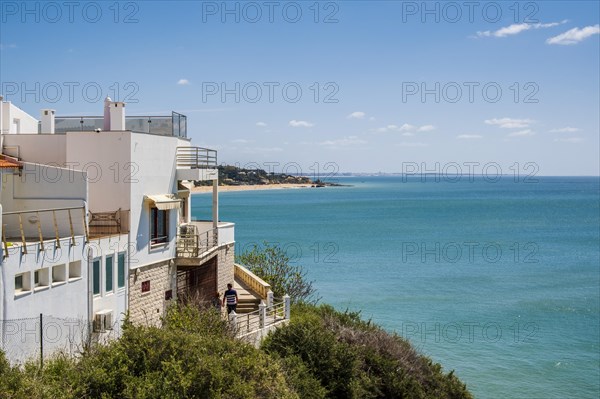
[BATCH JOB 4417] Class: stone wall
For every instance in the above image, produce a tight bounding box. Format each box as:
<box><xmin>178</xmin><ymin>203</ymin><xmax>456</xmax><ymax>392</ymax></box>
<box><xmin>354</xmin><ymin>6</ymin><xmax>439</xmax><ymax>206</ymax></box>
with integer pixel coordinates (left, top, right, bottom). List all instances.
<box><xmin>128</xmin><ymin>260</ymin><xmax>174</xmax><ymax>326</ymax></box>
<box><xmin>216</xmin><ymin>243</ymin><xmax>235</xmax><ymax>294</ymax></box>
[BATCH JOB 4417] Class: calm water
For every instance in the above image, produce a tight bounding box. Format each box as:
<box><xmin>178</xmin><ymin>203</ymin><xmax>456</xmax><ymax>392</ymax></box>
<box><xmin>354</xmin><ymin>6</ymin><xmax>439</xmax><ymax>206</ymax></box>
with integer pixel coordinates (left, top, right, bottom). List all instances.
<box><xmin>192</xmin><ymin>176</ymin><xmax>600</xmax><ymax>399</ymax></box>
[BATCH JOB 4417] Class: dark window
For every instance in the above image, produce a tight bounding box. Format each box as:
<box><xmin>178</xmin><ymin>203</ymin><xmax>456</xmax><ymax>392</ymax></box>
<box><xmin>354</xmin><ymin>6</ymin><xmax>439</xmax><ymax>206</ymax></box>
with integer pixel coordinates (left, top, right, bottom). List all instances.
<box><xmin>106</xmin><ymin>255</ymin><xmax>113</xmax><ymax>293</ymax></box>
<box><xmin>117</xmin><ymin>253</ymin><xmax>126</xmax><ymax>288</ymax></box>
<box><xmin>141</xmin><ymin>280</ymin><xmax>151</xmax><ymax>293</ymax></box>
<box><xmin>93</xmin><ymin>259</ymin><xmax>101</xmax><ymax>295</ymax></box>
<box><xmin>150</xmin><ymin>208</ymin><xmax>168</xmax><ymax>245</ymax></box>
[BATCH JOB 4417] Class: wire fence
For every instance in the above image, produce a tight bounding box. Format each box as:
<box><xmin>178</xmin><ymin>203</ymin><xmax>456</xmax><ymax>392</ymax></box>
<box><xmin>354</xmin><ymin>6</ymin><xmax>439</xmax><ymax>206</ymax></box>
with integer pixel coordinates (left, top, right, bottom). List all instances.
<box><xmin>1</xmin><ymin>314</ymin><xmax>91</xmax><ymax>366</ymax></box>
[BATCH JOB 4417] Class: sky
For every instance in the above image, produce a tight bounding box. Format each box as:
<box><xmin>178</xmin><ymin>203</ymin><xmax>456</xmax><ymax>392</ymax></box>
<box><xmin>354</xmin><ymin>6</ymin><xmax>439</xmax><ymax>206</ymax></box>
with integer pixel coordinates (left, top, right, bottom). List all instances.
<box><xmin>1</xmin><ymin>0</ymin><xmax>599</xmax><ymax>176</ymax></box>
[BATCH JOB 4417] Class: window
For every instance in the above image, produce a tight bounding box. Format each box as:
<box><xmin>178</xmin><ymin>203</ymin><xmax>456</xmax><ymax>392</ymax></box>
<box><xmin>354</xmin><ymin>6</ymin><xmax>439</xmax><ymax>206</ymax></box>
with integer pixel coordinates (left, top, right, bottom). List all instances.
<box><xmin>69</xmin><ymin>261</ymin><xmax>82</xmax><ymax>280</ymax></box>
<box><xmin>117</xmin><ymin>252</ymin><xmax>126</xmax><ymax>289</ymax></box>
<box><xmin>150</xmin><ymin>208</ymin><xmax>169</xmax><ymax>245</ymax></box>
<box><xmin>15</xmin><ymin>272</ymin><xmax>31</xmax><ymax>294</ymax></box>
<box><xmin>106</xmin><ymin>255</ymin><xmax>114</xmax><ymax>293</ymax></box>
<box><xmin>52</xmin><ymin>264</ymin><xmax>66</xmax><ymax>285</ymax></box>
<box><xmin>34</xmin><ymin>268</ymin><xmax>49</xmax><ymax>290</ymax></box>
<box><xmin>93</xmin><ymin>259</ymin><xmax>101</xmax><ymax>295</ymax></box>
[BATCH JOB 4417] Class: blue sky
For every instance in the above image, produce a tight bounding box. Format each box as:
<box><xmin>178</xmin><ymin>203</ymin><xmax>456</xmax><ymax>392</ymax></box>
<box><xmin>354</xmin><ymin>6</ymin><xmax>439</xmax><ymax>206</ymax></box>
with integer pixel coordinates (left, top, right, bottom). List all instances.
<box><xmin>1</xmin><ymin>1</ymin><xmax>599</xmax><ymax>175</ymax></box>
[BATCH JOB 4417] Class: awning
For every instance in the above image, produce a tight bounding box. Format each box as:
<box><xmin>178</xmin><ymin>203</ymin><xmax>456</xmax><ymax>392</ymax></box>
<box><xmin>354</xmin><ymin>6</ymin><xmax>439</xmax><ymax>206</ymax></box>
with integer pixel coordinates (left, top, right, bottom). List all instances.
<box><xmin>144</xmin><ymin>194</ymin><xmax>181</xmax><ymax>210</ymax></box>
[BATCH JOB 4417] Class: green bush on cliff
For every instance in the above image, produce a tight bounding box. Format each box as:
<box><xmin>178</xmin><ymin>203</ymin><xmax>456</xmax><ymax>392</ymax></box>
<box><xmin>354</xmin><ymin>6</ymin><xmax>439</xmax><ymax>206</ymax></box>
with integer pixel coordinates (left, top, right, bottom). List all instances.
<box><xmin>262</xmin><ymin>303</ymin><xmax>473</xmax><ymax>399</ymax></box>
<box><xmin>0</xmin><ymin>302</ymin><xmax>472</xmax><ymax>398</ymax></box>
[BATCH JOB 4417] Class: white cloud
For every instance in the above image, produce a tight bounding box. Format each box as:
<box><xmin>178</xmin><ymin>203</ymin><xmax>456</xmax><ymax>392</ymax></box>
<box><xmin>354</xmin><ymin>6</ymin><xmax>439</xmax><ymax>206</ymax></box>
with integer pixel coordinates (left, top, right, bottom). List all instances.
<box><xmin>554</xmin><ymin>137</ymin><xmax>583</xmax><ymax>143</ymax></box>
<box><xmin>347</xmin><ymin>111</ymin><xmax>366</xmax><ymax>119</ymax></box>
<box><xmin>177</xmin><ymin>79</ymin><xmax>190</xmax><ymax>85</ymax></box>
<box><xmin>417</xmin><ymin>125</ymin><xmax>435</xmax><ymax>132</ymax></box>
<box><xmin>369</xmin><ymin>117</ymin><xmax>376</xmax><ymax>121</ymax></box>
<box><xmin>547</xmin><ymin>25</ymin><xmax>600</xmax><ymax>45</ymax></box>
<box><xmin>256</xmin><ymin>122</ymin><xmax>267</xmax><ymax>127</ymax></box>
<box><xmin>549</xmin><ymin>127</ymin><xmax>580</xmax><ymax>133</ymax></box>
<box><xmin>507</xmin><ymin>129</ymin><xmax>535</xmax><ymax>137</ymax></box>
<box><xmin>319</xmin><ymin>136</ymin><xmax>367</xmax><ymax>147</ymax></box>
<box><xmin>399</xmin><ymin>123</ymin><xmax>416</xmax><ymax>132</ymax></box>
<box><xmin>476</xmin><ymin>20</ymin><xmax>567</xmax><ymax>38</ymax></box>
<box><xmin>397</xmin><ymin>142</ymin><xmax>428</xmax><ymax>147</ymax></box>
<box><xmin>485</xmin><ymin>117</ymin><xmax>533</xmax><ymax>129</ymax></box>
<box><xmin>457</xmin><ymin>134</ymin><xmax>482</xmax><ymax>139</ymax></box>
<box><xmin>289</xmin><ymin>120</ymin><xmax>314</xmax><ymax>128</ymax></box>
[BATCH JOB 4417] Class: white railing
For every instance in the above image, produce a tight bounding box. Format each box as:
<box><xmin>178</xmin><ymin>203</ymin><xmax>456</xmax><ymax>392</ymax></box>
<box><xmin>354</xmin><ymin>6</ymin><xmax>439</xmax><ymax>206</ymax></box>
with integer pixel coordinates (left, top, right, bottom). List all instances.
<box><xmin>176</xmin><ymin>224</ymin><xmax>218</xmax><ymax>258</ymax></box>
<box><xmin>176</xmin><ymin>146</ymin><xmax>217</xmax><ymax>169</ymax></box>
<box><xmin>231</xmin><ymin>296</ymin><xmax>290</xmax><ymax>338</ymax></box>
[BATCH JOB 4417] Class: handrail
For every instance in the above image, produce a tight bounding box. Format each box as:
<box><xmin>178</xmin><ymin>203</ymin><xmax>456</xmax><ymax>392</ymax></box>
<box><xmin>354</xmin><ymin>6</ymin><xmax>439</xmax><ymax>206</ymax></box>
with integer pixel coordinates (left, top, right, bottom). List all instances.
<box><xmin>234</xmin><ymin>300</ymin><xmax>287</xmax><ymax>338</ymax></box>
<box><xmin>176</xmin><ymin>226</ymin><xmax>218</xmax><ymax>258</ymax></box>
<box><xmin>2</xmin><ymin>206</ymin><xmax>87</xmax><ymax>257</ymax></box>
<box><xmin>234</xmin><ymin>263</ymin><xmax>271</xmax><ymax>300</ymax></box>
<box><xmin>176</xmin><ymin>146</ymin><xmax>217</xmax><ymax>169</ymax></box>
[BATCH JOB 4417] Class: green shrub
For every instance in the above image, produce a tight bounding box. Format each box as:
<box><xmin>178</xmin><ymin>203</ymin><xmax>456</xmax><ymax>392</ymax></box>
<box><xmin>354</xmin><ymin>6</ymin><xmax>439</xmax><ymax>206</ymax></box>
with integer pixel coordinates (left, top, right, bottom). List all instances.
<box><xmin>262</xmin><ymin>304</ymin><xmax>473</xmax><ymax>399</ymax></box>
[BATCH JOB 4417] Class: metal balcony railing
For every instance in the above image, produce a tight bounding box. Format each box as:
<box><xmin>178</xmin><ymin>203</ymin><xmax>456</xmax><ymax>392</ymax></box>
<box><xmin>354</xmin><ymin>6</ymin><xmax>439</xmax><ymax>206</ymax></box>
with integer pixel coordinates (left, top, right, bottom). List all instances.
<box><xmin>2</xmin><ymin>206</ymin><xmax>88</xmax><ymax>257</ymax></box>
<box><xmin>176</xmin><ymin>223</ymin><xmax>218</xmax><ymax>258</ymax></box>
<box><xmin>88</xmin><ymin>209</ymin><xmax>130</xmax><ymax>238</ymax></box>
<box><xmin>176</xmin><ymin>146</ymin><xmax>217</xmax><ymax>169</ymax></box>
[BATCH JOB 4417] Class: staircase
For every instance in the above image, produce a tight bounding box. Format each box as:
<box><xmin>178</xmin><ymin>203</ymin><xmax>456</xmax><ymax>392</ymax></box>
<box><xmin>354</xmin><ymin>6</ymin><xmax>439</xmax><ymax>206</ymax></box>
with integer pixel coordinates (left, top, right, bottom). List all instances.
<box><xmin>233</xmin><ymin>277</ymin><xmax>261</xmax><ymax>314</ymax></box>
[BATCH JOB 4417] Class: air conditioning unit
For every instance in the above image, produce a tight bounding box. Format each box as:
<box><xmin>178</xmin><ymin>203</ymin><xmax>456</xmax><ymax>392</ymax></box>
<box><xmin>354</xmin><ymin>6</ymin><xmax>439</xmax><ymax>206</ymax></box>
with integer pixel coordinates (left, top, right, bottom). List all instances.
<box><xmin>104</xmin><ymin>311</ymin><xmax>114</xmax><ymax>330</ymax></box>
<box><xmin>93</xmin><ymin>310</ymin><xmax>114</xmax><ymax>332</ymax></box>
<box><xmin>93</xmin><ymin>313</ymin><xmax>105</xmax><ymax>333</ymax></box>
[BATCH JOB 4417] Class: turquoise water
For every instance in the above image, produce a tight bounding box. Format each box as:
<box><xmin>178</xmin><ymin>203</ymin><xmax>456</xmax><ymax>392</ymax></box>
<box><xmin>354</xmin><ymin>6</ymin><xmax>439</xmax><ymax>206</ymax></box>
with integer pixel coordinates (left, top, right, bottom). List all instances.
<box><xmin>192</xmin><ymin>176</ymin><xmax>600</xmax><ymax>398</ymax></box>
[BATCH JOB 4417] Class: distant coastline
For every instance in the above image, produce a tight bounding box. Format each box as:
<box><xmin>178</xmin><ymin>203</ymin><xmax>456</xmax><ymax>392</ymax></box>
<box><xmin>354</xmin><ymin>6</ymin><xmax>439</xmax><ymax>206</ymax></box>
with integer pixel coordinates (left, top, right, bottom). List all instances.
<box><xmin>191</xmin><ymin>183</ymin><xmax>314</xmax><ymax>193</ymax></box>
<box><xmin>192</xmin><ymin>165</ymin><xmax>347</xmax><ymax>193</ymax></box>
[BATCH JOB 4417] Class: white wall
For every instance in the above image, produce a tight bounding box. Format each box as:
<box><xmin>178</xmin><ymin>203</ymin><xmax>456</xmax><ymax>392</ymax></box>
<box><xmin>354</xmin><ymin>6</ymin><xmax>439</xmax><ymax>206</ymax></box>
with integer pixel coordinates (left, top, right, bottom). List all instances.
<box><xmin>65</xmin><ymin>131</ymin><xmax>131</xmax><ymax>213</ymax></box>
<box><xmin>2</xmin><ymin>134</ymin><xmax>67</xmax><ymax>165</ymax></box>
<box><xmin>0</xmin><ymin>236</ymin><xmax>89</xmax><ymax>364</ymax></box>
<box><xmin>1</xmin><ymin>102</ymin><xmax>38</xmax><ymax>134</ymax></box>
<box><xmin>128</xmin><ymin>132</ymin><xmax>181</xmax><ymax>269</ymax></box>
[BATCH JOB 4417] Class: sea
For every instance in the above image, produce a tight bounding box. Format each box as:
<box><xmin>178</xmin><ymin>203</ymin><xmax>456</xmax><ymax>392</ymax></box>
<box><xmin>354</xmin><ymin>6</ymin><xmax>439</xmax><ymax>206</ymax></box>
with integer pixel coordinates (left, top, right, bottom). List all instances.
<box><xmin>192</xmin><ymin>176</ymin><xmax>600</xmax><ymax>399</ymax></box>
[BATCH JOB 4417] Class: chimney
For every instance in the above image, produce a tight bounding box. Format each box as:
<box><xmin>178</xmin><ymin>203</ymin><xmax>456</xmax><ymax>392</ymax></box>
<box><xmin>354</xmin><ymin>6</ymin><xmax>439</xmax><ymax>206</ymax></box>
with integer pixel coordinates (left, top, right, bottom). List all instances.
<box><xmin>103</xmin><ymin>96</ymin><xmax>112</xmax><ymax>131</ymax></box>
<box><xmin>40</xmin><ymin>109</ymin><xmax>56</xmax><ymax>134</ymax></box>
<box><xmin>109</xmin><ymin>102</ymin><xmax>126</xmax><ymax>131</ymax></box>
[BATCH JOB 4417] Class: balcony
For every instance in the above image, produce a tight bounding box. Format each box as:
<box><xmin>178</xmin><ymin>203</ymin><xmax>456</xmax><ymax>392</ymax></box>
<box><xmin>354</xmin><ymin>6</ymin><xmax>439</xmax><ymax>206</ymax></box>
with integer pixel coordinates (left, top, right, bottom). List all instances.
<box><xmin>50</xmin><ymin>112</ymin><xmax>187</xmax><ymax>138</ymax></box>
<box><xmin>176</xmin><ymin>220</ymin><xmax>235</xmax><ymax>262</ymax></box>
<box><xmin>88</xmin><ymin>209</ymin><xmax>130</xmax><ymax>239</ymax></box>
<box><xmin>176</xmin><ymin>146</ymin><xmax>218</xmax><ymax>181</ymax></box>
<box><xmin>2</xmin><ymin>206</ymin><xmax>88</xmax><ymax>257</ymax></box>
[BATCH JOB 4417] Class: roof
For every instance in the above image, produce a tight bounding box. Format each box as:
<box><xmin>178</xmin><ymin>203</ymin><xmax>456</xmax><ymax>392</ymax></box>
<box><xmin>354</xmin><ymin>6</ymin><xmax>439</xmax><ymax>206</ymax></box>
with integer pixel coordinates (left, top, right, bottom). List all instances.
<box><xmin>0</xmin><ymin>155</ymin><xmax>22</xmax><ymax>169</ymax></box>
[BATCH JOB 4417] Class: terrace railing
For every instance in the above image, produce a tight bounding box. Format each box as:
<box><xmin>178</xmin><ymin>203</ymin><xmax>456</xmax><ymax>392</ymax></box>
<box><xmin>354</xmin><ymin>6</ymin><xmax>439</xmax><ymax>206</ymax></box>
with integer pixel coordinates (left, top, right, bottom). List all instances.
<box><xmin>234</xmin><ymin>264</ymin><xmax>271</xmax><ymax>300</ymax></box>
<box><xmin>176</xmin><ymin>147</ymin><xmax>218</xmax><ymax>169</ymax></box>
<box><xmin>176</xmin><ymin>223</ymin><xmax>218</xmax><ymax>258</ymax></box>
<box><xmin>50</xmin><ymin>112</ymin><xmax>187</xmax><ymax>138</ymax></box>
<box><xmin>2</xmin><ymin>206</ymin><xmax>88</xmax><ymax>257</ymax></box>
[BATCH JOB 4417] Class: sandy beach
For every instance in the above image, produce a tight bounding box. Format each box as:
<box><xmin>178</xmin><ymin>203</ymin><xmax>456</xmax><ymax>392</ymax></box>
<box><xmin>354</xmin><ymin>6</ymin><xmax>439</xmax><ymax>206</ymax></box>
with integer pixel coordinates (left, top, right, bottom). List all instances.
<box><xmin>191</xmin><ymin>183</ymin><xmax>314</xmax><ymax>193</ymax></box>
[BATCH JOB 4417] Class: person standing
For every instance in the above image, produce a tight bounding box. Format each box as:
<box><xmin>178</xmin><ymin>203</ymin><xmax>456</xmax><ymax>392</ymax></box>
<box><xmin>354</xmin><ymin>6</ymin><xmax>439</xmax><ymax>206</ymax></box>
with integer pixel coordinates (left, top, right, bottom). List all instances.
<box><xmin>222</xmin><ymin>283</ymin><xmax>238</xmax><ymax>314</ymax></box>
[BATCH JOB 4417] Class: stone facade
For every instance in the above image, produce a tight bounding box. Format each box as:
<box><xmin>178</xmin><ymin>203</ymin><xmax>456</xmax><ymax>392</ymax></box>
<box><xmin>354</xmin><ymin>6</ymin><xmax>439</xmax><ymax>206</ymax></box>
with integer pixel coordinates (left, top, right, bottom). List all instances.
<box><xmin>128</xmin><ymin>243</ymin><xmax>235</xmax><ymax>326</ymax></box>
<box><xmin>216</xmin><ymin>243</ymin><xmax>235</xmax><ymax>294</ymax></box>
<box><xmin>128</xmin><ymin>260</ymin><xmax>174</xmax><ymax>326</ymax></box>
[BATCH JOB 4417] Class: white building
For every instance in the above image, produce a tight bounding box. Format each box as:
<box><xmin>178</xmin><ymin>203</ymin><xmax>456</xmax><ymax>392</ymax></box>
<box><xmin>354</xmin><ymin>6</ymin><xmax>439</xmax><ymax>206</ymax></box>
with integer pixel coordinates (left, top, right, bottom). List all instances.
<box><xmin>0</xmin><ymin>96</ymin><xmax>238</xmax><ymax>363</ymax></box>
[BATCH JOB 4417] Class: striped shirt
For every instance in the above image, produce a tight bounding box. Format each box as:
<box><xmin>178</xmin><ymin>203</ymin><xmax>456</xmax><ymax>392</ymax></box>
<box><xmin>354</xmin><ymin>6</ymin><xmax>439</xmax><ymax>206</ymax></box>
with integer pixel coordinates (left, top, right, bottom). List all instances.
<box><xmin>224</xmin><ymin>289</ymin><xmax>237</xmax><ymax>305</ymax></box>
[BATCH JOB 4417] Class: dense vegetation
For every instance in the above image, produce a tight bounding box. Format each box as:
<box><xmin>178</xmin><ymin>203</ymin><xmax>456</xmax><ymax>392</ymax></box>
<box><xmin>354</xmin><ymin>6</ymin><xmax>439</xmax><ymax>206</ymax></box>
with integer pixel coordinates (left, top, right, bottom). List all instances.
<box><xmin>1</xmin><ymin>245</ymin><xmax>472</xmax><ymax>398</ymax></box>
<box><xmin>0</xmin><ymin>303</ymin><xmax>472</xmax><ymax>398</ymax></box>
